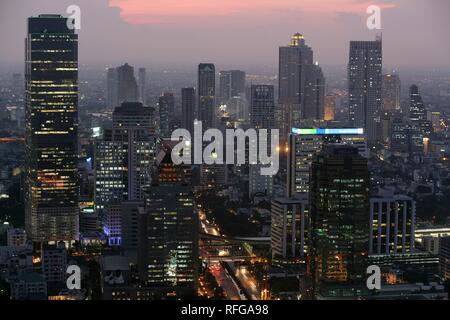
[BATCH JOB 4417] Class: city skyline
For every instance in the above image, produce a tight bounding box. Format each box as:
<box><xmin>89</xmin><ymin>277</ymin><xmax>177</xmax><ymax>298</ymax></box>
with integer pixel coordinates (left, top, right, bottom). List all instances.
<box><xmin>0</xmin><ymin>0</ymin><xmax>449</xmax><ymax>304</ymax></box>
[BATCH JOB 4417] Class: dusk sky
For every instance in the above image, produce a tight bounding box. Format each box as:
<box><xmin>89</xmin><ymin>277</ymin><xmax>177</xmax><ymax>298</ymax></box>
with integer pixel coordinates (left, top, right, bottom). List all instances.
<box><xmin>1</xmin><ymin>0</ymin><xmax>449</xmax><ymax>71</ymax></box>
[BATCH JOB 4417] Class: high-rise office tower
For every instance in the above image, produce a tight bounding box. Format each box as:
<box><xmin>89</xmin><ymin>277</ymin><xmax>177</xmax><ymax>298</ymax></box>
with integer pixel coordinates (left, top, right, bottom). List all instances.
<box><xmin>303</xmin><ymin>63</ymin><xmax>325</xmax><ymax>119</ymax></box>
<box><xmin>25</xmin><ymin>15</ymin><xmax>79</xmax><ymax>242</ymax></box>
<box><xmin>249</xmin><ymin>85</ymin><xmax>276</xmax><ymax>197</ymax></box>
<box><xmin>138</xmin><ymin>67</ymin><xmax>147</xmax><ymax>105</ymax></box>
<box><xmin>198</xmin><ymin>63</ymin><xmax>216</xmax><ymax>130</ymax></box>
<box><xmin>41</xmin><ymin>241</ymin><xmax>67</xmax><ymax>283</ymax></box>
<box><xmin>348</xmin><ymin>37</ymin><xmax>382</xmax><ymax>145</ymax></box>
<box><xmin>158</xmin><ymin>92</ymin><xmax>175</xmax><ymax>137</ymax></box>
<box><xmin>271</xmin><ymin>195</ymin><xmax>309</xmax><ymax>264</ymax></box>
<box><xmin>249</xmin><ymin>164</ymin><xmax>274</xmax><ymax>197</ymax></box>
<box><xmin>104</xmin><ymin>200</ymin><xmax>142</xmax><ymax>248</ymax></box>
<box><xmin>106</xmin><ymin>68</ymin><xmax>119</xmax><ymax>109</ymax></box>
<box><xmin>181</xmin><ymin>87</ymin><xmax>195</xmax><ymax>136</ymax></box>
<box><xmin>250</xmin><ymin>85</ymin><xmax>275</xmax><ymax>129</ymax></box>
<box><xmin>310</xmin><ymin>145</ymin><xmax>369</xmax><ymax>297</ymax></box>
<box><xmin>390</xmin><ymin>118</ymin><xmax>424</xmax><ymax>153</ymax></box>
<box><xmin>287</xmin><ymin>126</ymin><xmax>367</xmax><ymax>197</ymax></box>
<box><xmin>382</xmin><ymin>74</ymin><xmax>401</xmax><ymax>111</ymax></box>
<box><xmin>278</xmin><ymin>33</ymin><xmax>325</xmax><ymax>141</ymax></box>
<box><xmin>117</xmin><ymin>63</ymin><xmax>138</xmax><ymax>104</ymax></box>
<box><xmin>106</xmin><ymin>63</ymin><xmax>139</xmax><ymax>109</ymax></box>
<box><xmin>409</xmin><ymin>85</ymin><xmax>432</xmax><ymax>135</ymax></box>
<box><xmin>138</xmin><ymin>146</ymin><xmax>197</xmax><ymax>297</ymax></box>
<box><xmin>95</xmin><ymin>102</ymin><xmax>156</xmax><ymax>216</ymax></box>
<box><xmin>219</xmin><ymin>70</ymin><xmax>246</xmax><ymax>104</ymax></box>
<box><xmin>369</xmin><ymin>195</ymin><xmax>415</xmax><ymax>256</ymax></box>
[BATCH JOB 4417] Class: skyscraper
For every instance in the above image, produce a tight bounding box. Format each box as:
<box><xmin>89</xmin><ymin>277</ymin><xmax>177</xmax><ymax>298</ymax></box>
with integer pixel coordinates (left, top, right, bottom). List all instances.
<box><xmin>138</xmin><ymin>145</ymin><xmax>197</xmax><ymax>297</ymax></box>
<box><xmin>348</xmin><ymin>38</ymin><xmax>382</xmax><ymax>145</ymax></box>
<box><xmin>138</xmin><ymin>67</ymin><xmax>147</xmax><ymax>105</ymax></box>
<box><xmin>249</xmin><ymin>85</ymin><xmax>276</xmax><ymax>197</ymax></box>
<box><xmin>117</xmin><ymin>63</ymin><xmax>138</xmax><ymax>104</ymax></box>
<box><xmin>106</xmin><ymin>63</ymin><xmax>139</xmax><ymax>109</ymax></box>
<box><xmin>309</xmin><ymin>145</ymin><xmax>370</xmax><ymax>297</ymax></box>
<box><xmin>409</xmin><ymin>85</ymin><xmax>432</xmax><ymax>135</ymax></box>
<box><xmin>95</xmin><ymin>102</ymin><xmax>156</xmax><ymax>216</ymax></box>
<box><xmin>278</xmin><ymin>33</ymin><xmax>325</xmax><ymax>140</ymax></box>
<box><xmin>198</xmin><ymin>63</ymin><xmax>215</xmax><ymax>130</ymax></box>
<box><xmin>271</xmin><ymin>195</ymin><xmax>309</xmax><ymax>264</ymax></box>
<box><xmin>106</xmin><ymin>68</ymin><xmax>119</xmax><ymax>109</ymax></box>
<box><xmin>25</xmin><ymin>15</ymin><xmax>79</xmax><ymax>242</ymax></box>
<box><xmin>369</xmin><ymin>195</ymin><xmax>415</xmax><ymax>256</ymax></box>
<box><xmin>287</xmin><ymin>126</ymin><xmax>367</xmax><ymax>197</ymax></box>
<box><xmin>382</xmin><ymin>74</ymin><xmax>401</xmax><ymax>111</ymax></box>
<box><xmin>158</xmin><ymin>92</ymin><xmax>175</xmax><ymax>138</ymax></box>
<box><xmin>250</xmin><ymin>85</ymin><xmax>275</xmax><ymax>129</ymax></box>
<box><xmin>181</xmin><ymin>87</ymin><xmax>195</xmax><ymax>136</ymax></box>
<box><xmin>390</xmin><ymin>117</ymin><xmax>424</xmax><ymax>153</ymax></box>
<box><xmin>303</xmin><ymin>63</ymin><xmax>325</xmax><ymax>120</ymax></box>
<box><xmin>219</xmin><ymin>70</ymin><xmax>246</xmax><ymax>104</ymax></box>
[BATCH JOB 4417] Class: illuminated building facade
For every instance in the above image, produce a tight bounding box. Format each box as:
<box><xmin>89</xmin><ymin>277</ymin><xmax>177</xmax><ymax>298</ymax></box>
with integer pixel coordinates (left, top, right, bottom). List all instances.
<box><xmin>310</xmin><ymin>145</ymin><xmax>369</xmax><ymax>295</ymax></box>
<box><xmin>390</xmin><ymin>118</ymin><xmax>424</xmax><ymax>153</ymax></box>
<box><xmin>271</xmin><ymin>195</ymin><xmax>309</xmax><ymax>263</ymax></box>
<box><xmin>138</xmin><ymin>146</ymin><xmax>198</xmax><ymax>297</ymax></box>
<box><xmin>94</xmin><ymin>102</ymin><xmax>156</xmax><ymax>216</ymax></box>
<box><xmin>409</xmin><ymin>85</ymin><xmax>432</xmax><ymax>135</ymax></box>
<box><xmin>369</xmin><ymin>195</ymin><xmax>416</xmax><ymax>256</ymax></box>
<box><xmin>104</xmin><ymin>200</ymin><xmax>142</xmax><ymax>248</ymax></box>
<box><xmin>287</xmin><ymin>127</ymin><xmax>367</xmax><ymax>197</ymax></box>
<box><xmin>382</xmin><ymin>74</ymin><xmax>401</xmax><ymax>111</ymax></box>
<box><xmin>348</xmin><ymin>38</ymin><xmax>382</xmax><ymax>145</ymax></box>
<box><xmin>25</xmin><ymin>15</ymin><xmax>79</xmax><ymax>242</ymax></box>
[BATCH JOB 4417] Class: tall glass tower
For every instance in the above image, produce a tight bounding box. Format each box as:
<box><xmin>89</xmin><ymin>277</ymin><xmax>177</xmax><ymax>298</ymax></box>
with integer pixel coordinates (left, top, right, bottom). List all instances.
<box><xmin>197</xmin><ymin>63</ymin><xmax>215</xmax><ymax>130</ymax></box>
<box><xmin>25</xmin><ymin>15</ymin><xmax>79</xmax><ymax>242</ymax></box>
<box><xmin>348</xmin><ymin>37</ymin><xmax>382</xmax><ymax>145</ymax></box>
<box><xmin>278</xmin><ymin>33</ymin><xmax>325</xmax><ymax>141</ymax></box>
<box><xmin>309</xmin><ymin>145</ymin><xmax>370</xmax><ymax>298</ymax></box>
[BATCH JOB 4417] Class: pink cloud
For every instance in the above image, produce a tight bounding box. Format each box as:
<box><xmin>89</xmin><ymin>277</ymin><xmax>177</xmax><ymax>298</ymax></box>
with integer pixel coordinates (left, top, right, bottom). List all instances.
<box><xmin>109</xmin><ymin>0</ymin><xmax>396</xmax><ymax>24</ymax></box>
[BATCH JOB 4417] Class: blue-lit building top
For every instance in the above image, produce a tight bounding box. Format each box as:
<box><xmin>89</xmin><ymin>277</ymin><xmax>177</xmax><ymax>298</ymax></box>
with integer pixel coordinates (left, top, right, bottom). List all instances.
<box><xmin>291</xmin><ymin>128</ymin><xmax>364</xmax><ymax>135</ymax></box>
